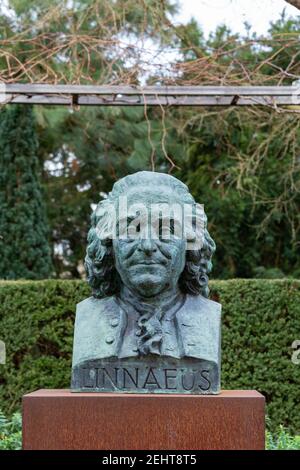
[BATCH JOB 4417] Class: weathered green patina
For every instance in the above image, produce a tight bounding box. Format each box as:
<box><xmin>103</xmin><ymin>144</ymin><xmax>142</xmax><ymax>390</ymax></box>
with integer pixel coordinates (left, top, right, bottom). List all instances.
<box><xmin>71</xmin><ymin>171</ymin><xmax>221</xmax><ymax>393</ymax></box>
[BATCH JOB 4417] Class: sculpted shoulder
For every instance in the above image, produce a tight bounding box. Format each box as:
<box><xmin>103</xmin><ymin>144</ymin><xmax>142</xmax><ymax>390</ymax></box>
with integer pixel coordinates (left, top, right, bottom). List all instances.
<box><xmin>73</xmin><ymin>295</ymin><xmax>122</xmax><ymax>367</ymax></box>
<box><xmin>183</xmin><ymin>294</ymin><xmax>221</xmax><ymax>320</ymax></box>
<box><xmin>76</xmin><ymin>295</ymin><xmax>118</xmax><ymax>317</ymax></box>
<box><xmin>176</xmin><ymin>294</ymin><xmax>221</xmax><ymax>363</ymax></box>
<box><xmin>178</xmin><ymin>293</ymin><xmax>221</xmax><ymax>339</ymax></box>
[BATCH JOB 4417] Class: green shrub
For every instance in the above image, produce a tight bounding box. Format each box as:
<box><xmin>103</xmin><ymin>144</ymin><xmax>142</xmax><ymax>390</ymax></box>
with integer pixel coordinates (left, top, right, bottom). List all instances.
<box><xmin>0</xmin><ymin>279</ymin><xmax>299</xmax><ymax>433</ymax></box>
<box><xmin>266</xmin><ymin>426</ymin><xmax>300</xmax><ymax>450</ymax></box>
<box><xmin>0</xmin><ymin>410</ymin><xmax>22</xmax><ymax>450</ymax></box>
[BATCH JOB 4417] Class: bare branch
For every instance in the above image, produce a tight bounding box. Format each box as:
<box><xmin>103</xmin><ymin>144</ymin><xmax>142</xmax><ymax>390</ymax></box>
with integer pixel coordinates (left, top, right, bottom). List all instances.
<box><xmin>284</xmin><ymin>0</ymin><xmax>300</xmax><ymax>10</ymax></box>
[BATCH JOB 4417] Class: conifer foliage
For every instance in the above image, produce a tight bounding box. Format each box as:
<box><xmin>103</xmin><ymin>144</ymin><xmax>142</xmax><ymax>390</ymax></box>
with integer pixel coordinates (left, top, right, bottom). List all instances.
<box><xmin>0</xmin><ymin>105</ymin><xmax>53</xmax><ymax>279</ymax></box>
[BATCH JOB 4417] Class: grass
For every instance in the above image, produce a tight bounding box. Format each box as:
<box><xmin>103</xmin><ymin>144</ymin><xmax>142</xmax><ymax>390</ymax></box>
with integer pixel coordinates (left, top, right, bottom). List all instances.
<box><xmin>266</xmin><ymin>426</ymin><xmax>300</xmax><ymax>450</ymax></box>
<box><xmin>0</xmin><ymin>410</ymin><xmax>22</xmax><ymax>450</ymax></box>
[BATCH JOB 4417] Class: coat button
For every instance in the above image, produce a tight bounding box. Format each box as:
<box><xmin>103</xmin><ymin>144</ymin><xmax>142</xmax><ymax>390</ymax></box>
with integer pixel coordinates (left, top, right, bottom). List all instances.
<box><xmin>110</xmin><ymin>318</ymin><xmax>119</xmax><ymax>327</ymax></box>
<box><xmin>105</xmin><ymin>336</ymin><xmax>115</xmax><ymax>344</ymax></box>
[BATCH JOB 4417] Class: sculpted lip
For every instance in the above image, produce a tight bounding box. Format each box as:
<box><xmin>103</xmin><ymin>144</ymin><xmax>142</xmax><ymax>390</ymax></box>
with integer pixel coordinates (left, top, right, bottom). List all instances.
<box><xmin>134</xmin><ymin>261</ymin><xmax>162</xmax><ymax>265</ymax></box>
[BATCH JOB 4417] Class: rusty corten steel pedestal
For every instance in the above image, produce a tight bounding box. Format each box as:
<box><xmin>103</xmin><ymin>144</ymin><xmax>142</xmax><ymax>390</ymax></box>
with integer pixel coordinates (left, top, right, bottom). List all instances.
<box><xmin>22</xmin><ymin>389</ymin><xmax>265</xmax><ymax>450</ymax></box>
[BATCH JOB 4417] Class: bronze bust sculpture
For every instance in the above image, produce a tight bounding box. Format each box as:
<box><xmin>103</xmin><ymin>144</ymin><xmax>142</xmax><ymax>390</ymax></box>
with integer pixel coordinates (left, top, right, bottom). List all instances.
<box><xmin>71</xmin><ymin>171</ymin><xmax>221</xmax><ymax>394</ymax></box>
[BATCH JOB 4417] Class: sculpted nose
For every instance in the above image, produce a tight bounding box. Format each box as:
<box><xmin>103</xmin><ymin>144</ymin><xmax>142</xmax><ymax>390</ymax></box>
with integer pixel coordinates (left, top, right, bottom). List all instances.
<box><xmin>138</xmin><ymin>238</ymin><xmax>157</xmax><ymax>255</ymax></box>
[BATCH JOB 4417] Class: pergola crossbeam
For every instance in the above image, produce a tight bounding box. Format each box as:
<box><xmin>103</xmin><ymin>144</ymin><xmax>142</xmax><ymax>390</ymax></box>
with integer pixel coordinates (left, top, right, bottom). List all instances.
<box><xmin>1</xmin><ymin>84</ymin><xmax>299</xmax><ymax>106</ymax></box>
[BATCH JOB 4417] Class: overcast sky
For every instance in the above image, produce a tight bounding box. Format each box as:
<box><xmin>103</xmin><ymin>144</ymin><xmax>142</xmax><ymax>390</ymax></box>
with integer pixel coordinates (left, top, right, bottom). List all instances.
<box><xmin>175</xmin><ymin>0</ymin><xmax>299</xmax><ymax>36</ymax></box>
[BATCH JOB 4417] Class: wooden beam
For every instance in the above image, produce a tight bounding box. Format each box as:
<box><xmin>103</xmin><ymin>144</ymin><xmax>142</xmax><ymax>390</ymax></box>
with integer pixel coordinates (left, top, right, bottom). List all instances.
<box><xmin>1</xmin><ymin>84</ymin><xmax>300</xmax><ymax>106</ymax></box>
<box><xmin>3</xmin><ymin>84</ymin><xmax>300</xmax><ymax>95</ymax></box>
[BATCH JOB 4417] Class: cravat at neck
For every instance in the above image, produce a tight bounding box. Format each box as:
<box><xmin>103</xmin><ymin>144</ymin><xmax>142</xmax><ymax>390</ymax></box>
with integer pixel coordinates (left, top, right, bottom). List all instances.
<box><xmin>118</xmin><ymin>288</ymin><xmax>183</xmax><ymax>355</ymax></box>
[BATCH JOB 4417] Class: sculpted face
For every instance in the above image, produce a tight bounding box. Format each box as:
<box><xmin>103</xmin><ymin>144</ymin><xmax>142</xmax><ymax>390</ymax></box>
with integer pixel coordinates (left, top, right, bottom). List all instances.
<box><xmin>112</xmin><ymin>188</ymin><xmax>186</xmax><ymax>298</ymax></box>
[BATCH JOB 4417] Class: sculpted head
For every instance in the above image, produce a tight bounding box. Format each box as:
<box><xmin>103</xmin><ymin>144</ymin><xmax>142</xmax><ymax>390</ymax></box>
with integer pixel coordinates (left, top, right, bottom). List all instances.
<box><xmin>85</xmin><ymin>171</ymin><xmax>215</xmax><ymax>300</ymax></box>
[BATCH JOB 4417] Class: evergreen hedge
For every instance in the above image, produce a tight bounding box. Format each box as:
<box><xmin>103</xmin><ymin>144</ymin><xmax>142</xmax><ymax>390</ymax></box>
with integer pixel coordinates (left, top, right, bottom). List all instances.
<box><xmin>0</xmin><ymin>279</ymin><xmax>299</xmax><ymax>432</ymax></box>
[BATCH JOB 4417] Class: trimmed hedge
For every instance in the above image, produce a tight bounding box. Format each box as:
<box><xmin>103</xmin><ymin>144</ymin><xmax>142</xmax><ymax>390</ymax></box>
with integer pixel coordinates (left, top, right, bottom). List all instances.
<box><xmin>0</xmin><ymin>279</ymin><xmax>299</xmax><ymax>432</ymax></box>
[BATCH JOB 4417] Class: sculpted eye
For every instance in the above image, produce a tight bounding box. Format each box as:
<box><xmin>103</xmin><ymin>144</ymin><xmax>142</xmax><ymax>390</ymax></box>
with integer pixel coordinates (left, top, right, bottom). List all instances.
<box><xmin>124</xmin><ymin>238</ymin><xmax>135</xmax><ymax>244</ymax></box>
<box><xmin>126</xmin><ymin>216</ymin><xmax>135</xmax><ymax>227</ymax></box>
<box><xmin>159</xmin><ymin>218</ymin><xmax>172</xmax><ymax>237</ymax></box>
<box><xmin>158</xmin><ymin>218</ymin><xmax>180</xmax><ymax>241</ymax></box>
<box><xmin>127</xmin><ymin>216</ymin><xmax>141</xmax><ymax>233</ymax></box>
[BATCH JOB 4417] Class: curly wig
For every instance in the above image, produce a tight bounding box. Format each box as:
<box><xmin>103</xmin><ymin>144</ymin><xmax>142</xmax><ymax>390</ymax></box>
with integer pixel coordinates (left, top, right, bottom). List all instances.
<box><xmin>85</xmin><ymin>171</ymin><xmax>216</xmax><ymax>299</ymax></box>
